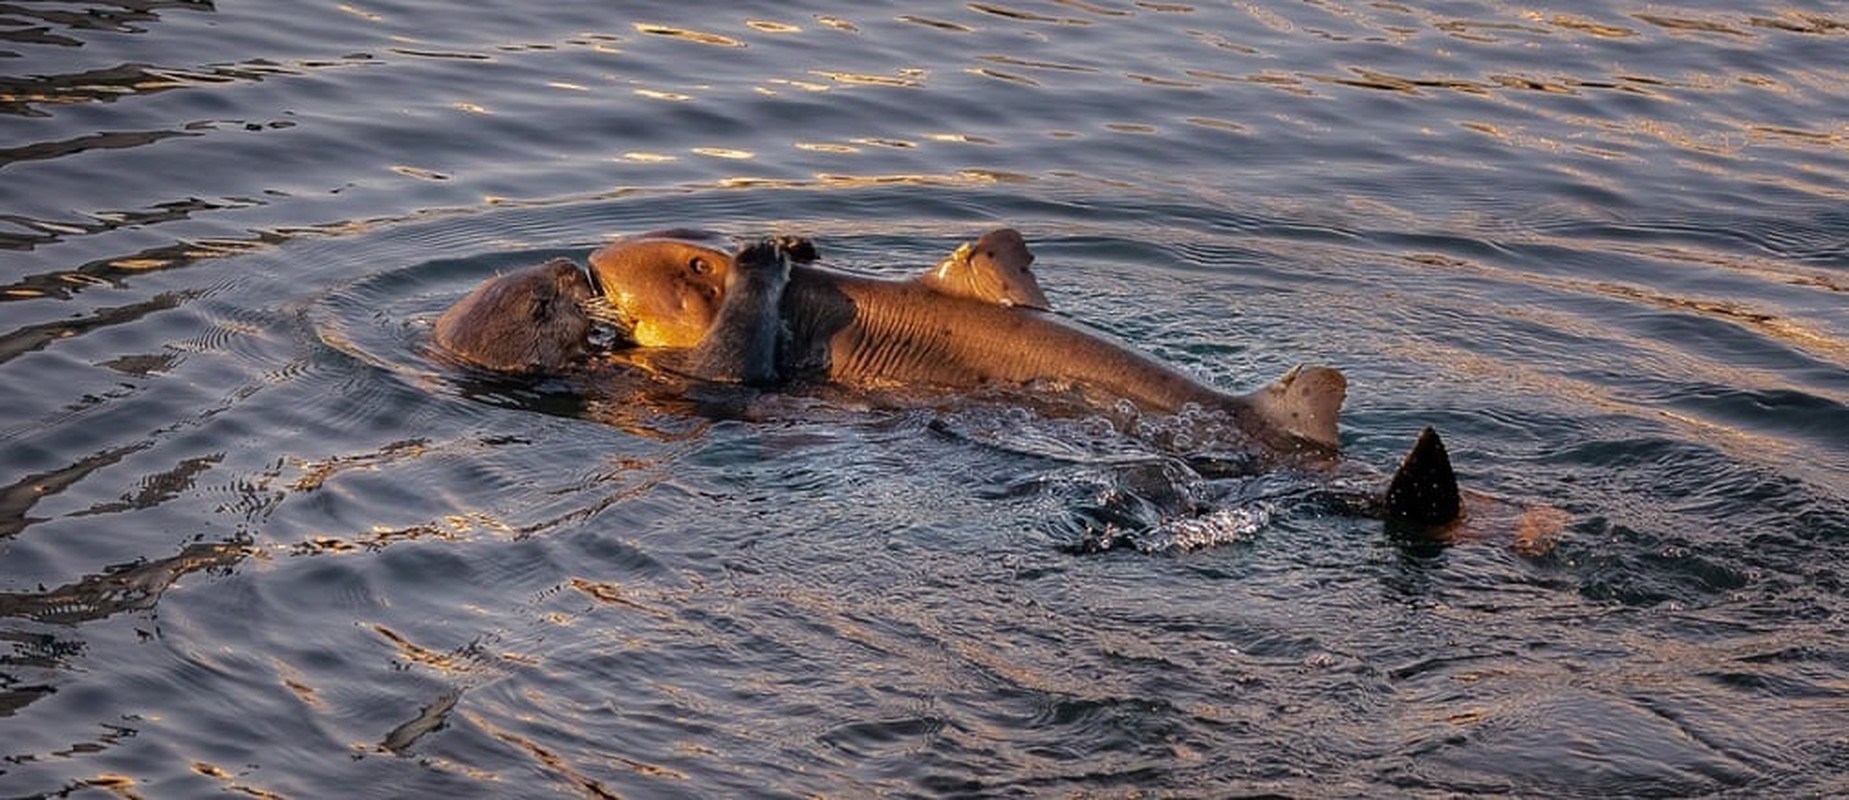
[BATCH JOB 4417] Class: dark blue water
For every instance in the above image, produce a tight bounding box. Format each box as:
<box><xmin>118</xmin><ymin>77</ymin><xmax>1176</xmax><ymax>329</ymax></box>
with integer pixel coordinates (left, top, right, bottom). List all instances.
<box><xmin>3</xmin><ymin>1</ymin><xmax>1846</xmax><ymax>796</ymax></box>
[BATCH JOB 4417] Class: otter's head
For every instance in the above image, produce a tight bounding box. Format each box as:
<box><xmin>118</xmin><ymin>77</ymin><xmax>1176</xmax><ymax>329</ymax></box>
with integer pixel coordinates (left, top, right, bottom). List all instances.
<box><xmin>588</xmin><ymin>229</ymin><xmax>739</xmax><ymax>348</ymax></box>
<box><xmin>434</xmin><ymin>258</ymin><xmax>596</xmax><ymax>372</ymax></box>
<box><xmin>588</xmin><ymin>229</ymin><xmax>816</xmax><ymax>348</ymax></box>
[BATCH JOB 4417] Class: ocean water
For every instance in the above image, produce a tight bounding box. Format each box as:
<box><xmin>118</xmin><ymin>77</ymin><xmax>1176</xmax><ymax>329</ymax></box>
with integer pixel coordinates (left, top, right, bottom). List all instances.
<box><xmin>2</xmin><ymin>1</ymin><xmax>1846</xmax><ymax>796</ymax></box>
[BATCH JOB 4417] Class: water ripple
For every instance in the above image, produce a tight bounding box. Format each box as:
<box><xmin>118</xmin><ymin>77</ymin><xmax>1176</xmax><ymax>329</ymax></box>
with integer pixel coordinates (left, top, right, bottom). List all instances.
<box><xmin>4</xmin><ymin>0</ymin><xmax>1848</xmax><ymax>795</ymax></box>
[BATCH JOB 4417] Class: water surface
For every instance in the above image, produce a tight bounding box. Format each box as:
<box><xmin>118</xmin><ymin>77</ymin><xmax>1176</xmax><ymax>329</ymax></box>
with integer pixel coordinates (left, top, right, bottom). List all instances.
<box><xmin>3</xmin><ymin>1</ymin><xmax>1847</xmax><ymax>796</ymax></box>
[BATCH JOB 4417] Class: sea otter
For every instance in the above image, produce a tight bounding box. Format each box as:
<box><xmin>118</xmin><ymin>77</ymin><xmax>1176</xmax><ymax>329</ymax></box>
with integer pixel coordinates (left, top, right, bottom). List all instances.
<box><xmin>432</xmin><ymin>257</ymin><xmax>595</xmax><ymax>372</ymax></box>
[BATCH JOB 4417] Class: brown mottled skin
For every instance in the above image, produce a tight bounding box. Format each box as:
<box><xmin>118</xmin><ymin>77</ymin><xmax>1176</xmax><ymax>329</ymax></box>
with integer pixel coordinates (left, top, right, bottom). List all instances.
<box><xmin>591</xmin><ymin>229</ymin><xmax>1348</xmax><ymax>457</ymax></box>
<box><xmin>587</xmin><ymin>227</ymin><xmax>1050</xmax><ymax>346</ymax></box>
<box><xmin>919</xmin><ymin>227</ymin><xmax>1050</xmax><ymax>310</ymax></box>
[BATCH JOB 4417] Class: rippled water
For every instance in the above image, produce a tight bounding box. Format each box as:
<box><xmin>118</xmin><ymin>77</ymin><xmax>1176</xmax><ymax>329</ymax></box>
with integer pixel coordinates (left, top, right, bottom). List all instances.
<box><xmin>3</xmin><ymin>1</ymin><xmax>1847</xmax><ymax>796</ymax></box>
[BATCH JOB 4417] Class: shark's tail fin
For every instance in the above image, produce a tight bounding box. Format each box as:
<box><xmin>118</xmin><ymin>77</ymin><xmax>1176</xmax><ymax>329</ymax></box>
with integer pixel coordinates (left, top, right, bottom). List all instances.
<box><xmin>1384</xmin><ymin>427</ymin><xmax>1461</xmax><ymax>525</ymax></box>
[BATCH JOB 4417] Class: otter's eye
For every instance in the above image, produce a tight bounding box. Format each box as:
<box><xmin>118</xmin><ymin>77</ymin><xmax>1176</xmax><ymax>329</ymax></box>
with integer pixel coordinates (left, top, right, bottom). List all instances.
<box><xmin>689</xmin><ymin>257</ymin><xmax>710</xmax><ymax>275</ymax></box>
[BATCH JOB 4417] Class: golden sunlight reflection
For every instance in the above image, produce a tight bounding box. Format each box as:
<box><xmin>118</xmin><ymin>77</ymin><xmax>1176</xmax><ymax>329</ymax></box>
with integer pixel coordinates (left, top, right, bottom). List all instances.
<box><xmin>1592</xmin><ymin>279</ymin><xmax>1849</xmax><ymax>368</ymax></box>
<box><xmin>289</xmin><ymin>439</ymin><xmax>428</xmax><ymax>491</ymax></box>
<box><xmin>745</xmin><ymin>20</ymin><xmax>801</xmax><ymax>33</ymax></box>
<box><xmin>632</xmin><ymin>23</ymin><xmax>745</xmax><ymax>48</ymax></box>
<box><xmin>287</xmin><ymin>514</ymin><xmax>499</xmax><ymax>555</ymax></box>
<box><xmin>1388</xmin><ymin>250</ymin><xmax>1845</xmax><ymax>473</ymax></box>
<box><xmin>1186</xmin><ymin>29</ymin><xmax>1258</xmax><ymax>54</ymax></box>
<box><xmin>189</xmin><ymin>761</ymin><xmax>285</xmax><ymax>800</ymax></box>
<box><xmin>1057</xmin><ymin>0</ymin><xmax>1131</xmax><ymax>15</ymax></box>
<box><xmin>1126</xmin><ymin>72</ymin><xmax>1200</xmax><ymax>88</ymax></box>
<box><xmin>976</xmin><ymin>54</ymin><xmax>1097</xmax><ymax>73</ymax></box>
<box><xmin>923</xmin><ymin>132</ymin><xmax>995</xmax><ymax>144</ymax></box>
<box><xmin>1411</xmin><ymin>334</ymin><xmax>1812</xmax><ymax>472</ymax></box>
<box><xmin>810</xmin><ymin>69</ymin><xmax>927</xmax><ymax>88</ymax></box>
<box><xmin>466</xmin><ymin>710</ymin><xmax>688</xmax><ymax>787</ymax></box>
<box><xmin>690</xmin><ymin>147</ymin><xmax>754</xmax><ymax>159</ymax></box>
<box><xmin>707</xmin><ymin>170</ymin><xmax>1023</xmax><ymax>192</ymax></box>
<box><xmin>969</xmin><ymin>67</ymin><xmax>1039</xmax><ymax>86</ymax></box>
<box><xmin>1544</xmin><ymin>13</ymin><xmax>1638</xmax><ymax>38</ymax></box>
<box><xmin>897</xmin><ymin>15</ymin><xmax>974</xmax><ymax>33</ymax></box>
<box><xmin>70</xmin><ymin>775</ymin><xmax>141</xmax><ymax>797</ymax></box>
<box><xmin>568</xmin><ymin>577</ymin><xmax>673</xmax><ymax>619</ymax></box>
<box><xmin>391</xmin><ymin>165</ymin><xmax>450</xmax><ymax>181</ymax></box>
<box><xmin>968</xmin><ymin>3</ymin><xmax>1089</xmax><ymax>25</ymax></box>
<box><xmin>335</xmin><ymin>3</ymin><xmax>382</xmax><ymax>22</ymax></box>
<box><xmin>388</xmin><ymin>47</ymin><xmax>494</xmax><ymax>62</ymax></box>
<box><xmin>372</xmin><ymin>624</ymin><xmax>478</xmax><ymax>673</ymax></box>
<box><xmin>1186</xmin><ymin>116</ymin><xmax>1247</xmax><ymax>132</ymax></box>
<box><xmin>273</xmin><ymin>658</ymin><xmax>323</xmax><ymax>709</ymax></box>
<box><xmin>111</xmin><ymin>257</ymin><xmax>171</xmax><ymax>270</ymax></box>
<box><xmin>1634</xmin><ymin>13</ymin><xmax>1749</xmax><ymax>36</ymax></box>
<box><xmin>765</xmin><ymin>77</ymin><xmax>832</xmax><ymax>92</ymax></box>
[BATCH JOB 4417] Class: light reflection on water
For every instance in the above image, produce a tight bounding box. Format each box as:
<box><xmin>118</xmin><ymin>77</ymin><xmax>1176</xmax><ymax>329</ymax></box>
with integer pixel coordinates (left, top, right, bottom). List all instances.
<box><xmin>2</xmin><ymin>0</ymin><xmax>1847</xmax><ymax>796</ymax></box>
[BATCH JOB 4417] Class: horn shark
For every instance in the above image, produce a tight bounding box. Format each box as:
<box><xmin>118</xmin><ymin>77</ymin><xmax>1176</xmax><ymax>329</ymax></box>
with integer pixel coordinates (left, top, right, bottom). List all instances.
<box><xmin>583</xmin><ymin>229</ymin><xmax>1464</xmax><ymax>526</ymax></box>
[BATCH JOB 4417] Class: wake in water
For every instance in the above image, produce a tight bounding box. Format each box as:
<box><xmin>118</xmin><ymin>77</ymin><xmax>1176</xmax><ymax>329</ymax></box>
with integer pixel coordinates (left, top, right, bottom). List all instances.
<box><xmin>928</xmin><ymin>401</ymin><xmax>1416</xmax><ymax>553</ymax></box>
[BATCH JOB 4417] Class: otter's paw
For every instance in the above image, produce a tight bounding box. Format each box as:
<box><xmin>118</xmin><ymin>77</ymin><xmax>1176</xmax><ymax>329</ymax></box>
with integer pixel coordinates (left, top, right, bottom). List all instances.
<box><xmin>733</xmin><ymin>239</ymin><xmax>795</xmax><ymax>287</ymax></box>
<box><xmin>768</xmin><ymin>234</ymin><xmax>818</xmax><ymax>263</ymax></box>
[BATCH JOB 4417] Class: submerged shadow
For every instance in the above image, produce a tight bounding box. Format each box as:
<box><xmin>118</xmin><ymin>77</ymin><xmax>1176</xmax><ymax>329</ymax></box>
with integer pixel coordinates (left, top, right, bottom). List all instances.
<box><xmin>0</xmin><ymin>540</ymin><xmax>248</xmax><ymax>625</ymax></box>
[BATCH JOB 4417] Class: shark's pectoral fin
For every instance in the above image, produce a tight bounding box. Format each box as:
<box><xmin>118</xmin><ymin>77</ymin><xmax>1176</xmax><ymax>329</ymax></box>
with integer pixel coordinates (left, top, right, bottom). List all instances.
<box><xmin>1384</xmin><ymin>427</ymin><xmax>1462</xmax><ymax>525</ymax></box>
<box><xmin>1241</xmin><ymin>364</ymin><xmax>1346</xmax><ymax>453</ymax></box>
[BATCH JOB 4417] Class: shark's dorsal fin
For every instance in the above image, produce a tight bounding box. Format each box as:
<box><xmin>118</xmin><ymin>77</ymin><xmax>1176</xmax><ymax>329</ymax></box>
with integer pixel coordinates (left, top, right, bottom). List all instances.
<box><xmin>919</xmin><ymin>228</ymin><xmax>1051</xmax><ymax>310</ymax></box>
<box><xmin>1385</xmin><ymin>427</ymin><xmax>1462</xmax><ymax>525</ymax></box>
<box><xmin>1241</xmin><ymin>364</ymin><xmax>1346</xmax><ymax>453</ymax></box>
